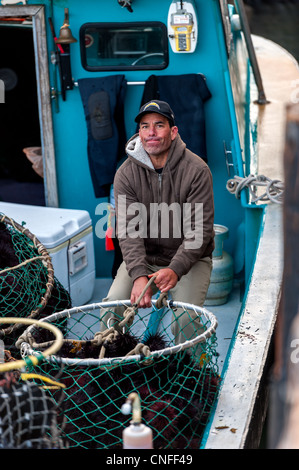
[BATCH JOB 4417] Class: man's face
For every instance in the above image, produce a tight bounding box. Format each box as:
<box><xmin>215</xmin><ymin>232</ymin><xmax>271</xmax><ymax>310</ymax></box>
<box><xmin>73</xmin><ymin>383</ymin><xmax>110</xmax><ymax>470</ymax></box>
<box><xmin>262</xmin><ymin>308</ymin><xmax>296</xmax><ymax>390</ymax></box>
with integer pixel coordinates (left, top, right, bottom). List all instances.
<box><xmin>138</xmin><ymin>113</ymin><xmax>178</xmax><ymax>159</ymax></box>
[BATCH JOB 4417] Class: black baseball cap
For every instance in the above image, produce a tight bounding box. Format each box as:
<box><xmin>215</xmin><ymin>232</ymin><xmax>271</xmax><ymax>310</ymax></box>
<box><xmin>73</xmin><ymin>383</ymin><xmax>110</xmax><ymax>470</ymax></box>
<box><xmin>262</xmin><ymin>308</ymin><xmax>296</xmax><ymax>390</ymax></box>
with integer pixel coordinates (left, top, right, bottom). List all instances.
<box><xmin>135</xmin><ymin>100</ymin><xmax>175</xmax><ymax>126</ymax></box>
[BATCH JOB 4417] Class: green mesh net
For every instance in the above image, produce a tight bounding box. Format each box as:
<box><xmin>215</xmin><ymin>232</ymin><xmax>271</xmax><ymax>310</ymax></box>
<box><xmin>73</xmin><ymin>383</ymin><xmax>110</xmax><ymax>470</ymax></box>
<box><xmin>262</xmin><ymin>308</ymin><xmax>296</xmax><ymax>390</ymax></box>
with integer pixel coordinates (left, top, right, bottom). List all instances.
<box><xmin>18</xmin><ymin>300</ymin><xmax>220</xmax><ymax>449</ymax></box>
<box><xmin>0</xmin><ymin>214</ymin><xmax>72</xmax><ymax>354</ymax></box>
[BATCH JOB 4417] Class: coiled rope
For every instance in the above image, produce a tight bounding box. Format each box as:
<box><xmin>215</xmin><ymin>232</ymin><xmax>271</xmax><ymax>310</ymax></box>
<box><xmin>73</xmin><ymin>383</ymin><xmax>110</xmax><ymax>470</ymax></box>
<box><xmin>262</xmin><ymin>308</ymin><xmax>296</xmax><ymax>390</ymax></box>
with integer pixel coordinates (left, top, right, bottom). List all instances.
<box><xmin>226</xmin><ymin>174</ymin><xmax>284</xmax><ymax>204</ymax></box>
<box><xmin>1</xmin><ymin>318</ymin><xmax>63</xmax><ymax>372</ymax></box>
<box><xmin>94</xmin><ymin>276</ymin><xmax>164</xmax><ymax>362</ymax></box>
<box><xmin>18</xmin><ymin>276</ymin><xmax>166</xmax><ymax>363</ymax></box>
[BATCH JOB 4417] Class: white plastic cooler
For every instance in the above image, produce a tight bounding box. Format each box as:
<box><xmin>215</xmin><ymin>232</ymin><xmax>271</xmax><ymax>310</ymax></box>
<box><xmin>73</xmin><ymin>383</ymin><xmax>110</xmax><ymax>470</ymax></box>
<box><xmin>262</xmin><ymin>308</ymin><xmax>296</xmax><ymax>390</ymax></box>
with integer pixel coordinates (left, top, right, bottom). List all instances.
<box><xmin>0</xmin><ymin>202</ymin><xmax>95</xmax><ymax>306</ymax></box>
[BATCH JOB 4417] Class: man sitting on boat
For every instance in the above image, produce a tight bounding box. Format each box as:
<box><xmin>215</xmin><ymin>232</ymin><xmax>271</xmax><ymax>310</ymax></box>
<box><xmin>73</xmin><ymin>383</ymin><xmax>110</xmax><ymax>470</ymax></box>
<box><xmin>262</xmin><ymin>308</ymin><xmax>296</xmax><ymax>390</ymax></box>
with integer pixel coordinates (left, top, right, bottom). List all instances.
<box><xmin>101</xmin><ymin>100</ymin><xmax>215</xmax><ymax>345</ymax></box>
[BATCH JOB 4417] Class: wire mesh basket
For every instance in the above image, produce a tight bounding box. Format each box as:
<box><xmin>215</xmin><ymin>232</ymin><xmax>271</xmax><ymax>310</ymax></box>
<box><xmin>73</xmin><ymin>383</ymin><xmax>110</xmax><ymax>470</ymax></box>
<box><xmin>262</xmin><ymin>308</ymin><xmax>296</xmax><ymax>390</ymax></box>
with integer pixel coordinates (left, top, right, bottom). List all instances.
<box><xmin>0</xmin><ymin>213</ymin><xmax>72</xmax><ymax>354</ymax></box>
<box><xmin>17</xmin><ymin>299</ymin><xmax>220</xmax><ymax>449</ymax></box>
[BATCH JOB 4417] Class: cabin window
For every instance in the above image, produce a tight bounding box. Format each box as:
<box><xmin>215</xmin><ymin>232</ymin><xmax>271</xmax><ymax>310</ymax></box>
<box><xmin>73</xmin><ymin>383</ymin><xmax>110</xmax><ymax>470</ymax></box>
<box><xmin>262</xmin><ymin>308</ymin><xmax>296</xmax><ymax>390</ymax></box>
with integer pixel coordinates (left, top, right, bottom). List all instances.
<box><xmin>80</xmin><ymin>22</ymin><xmax>168</xmax><ymax>71</ymax></box>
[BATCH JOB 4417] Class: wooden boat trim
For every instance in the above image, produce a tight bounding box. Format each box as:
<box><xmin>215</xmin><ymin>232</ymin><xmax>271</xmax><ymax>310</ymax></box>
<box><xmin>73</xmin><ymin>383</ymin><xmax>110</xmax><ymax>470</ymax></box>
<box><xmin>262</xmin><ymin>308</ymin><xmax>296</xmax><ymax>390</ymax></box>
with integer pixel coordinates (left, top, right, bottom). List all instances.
<box><xmin>0</xmin><ymin>5</ymin><xmax>58</xmax><ymax>207</ymax></box>
<box><xmin>202</xmin><ymin>203</ymin><xmax>282</xmax><ymax>448</ymax></box>
<box><xmin>202</xmin><ymin>34</ymin><xmax>299</xmax><ymax>449</ymax></box>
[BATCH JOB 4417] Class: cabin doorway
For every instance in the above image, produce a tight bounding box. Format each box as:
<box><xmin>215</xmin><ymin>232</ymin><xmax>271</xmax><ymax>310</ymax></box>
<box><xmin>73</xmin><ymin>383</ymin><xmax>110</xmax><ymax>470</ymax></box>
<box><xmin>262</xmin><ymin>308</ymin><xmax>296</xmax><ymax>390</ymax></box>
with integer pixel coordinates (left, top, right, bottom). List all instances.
<box><xmin>0</xmin><ymin>22</ymin><xmax>44</xmax><ymax>206</ymax></box>
<box><xmin>0</xmin><ymin>5</ymin><xmax>58</xmax><ymax>208</ymax></box>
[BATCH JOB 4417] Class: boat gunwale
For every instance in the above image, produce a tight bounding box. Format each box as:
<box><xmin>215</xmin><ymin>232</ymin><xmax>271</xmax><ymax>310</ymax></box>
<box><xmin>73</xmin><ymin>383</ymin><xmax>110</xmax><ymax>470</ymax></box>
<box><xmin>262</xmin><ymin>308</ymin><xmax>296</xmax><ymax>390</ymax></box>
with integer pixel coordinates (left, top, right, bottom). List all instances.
<box><xmin>201</xmin><ymin>202</ymin><xmax>283</xmax><ymax>448</ymax></box>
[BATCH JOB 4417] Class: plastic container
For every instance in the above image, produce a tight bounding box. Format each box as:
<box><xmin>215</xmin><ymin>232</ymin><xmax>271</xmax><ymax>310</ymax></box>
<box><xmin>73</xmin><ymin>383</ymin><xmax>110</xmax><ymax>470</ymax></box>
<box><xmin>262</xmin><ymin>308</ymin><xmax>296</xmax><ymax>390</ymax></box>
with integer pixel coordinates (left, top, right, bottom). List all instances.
<box><xmin>205</xmin><ymin>224</ymin><xmax>234</xmax><ymax>306</ymax></box>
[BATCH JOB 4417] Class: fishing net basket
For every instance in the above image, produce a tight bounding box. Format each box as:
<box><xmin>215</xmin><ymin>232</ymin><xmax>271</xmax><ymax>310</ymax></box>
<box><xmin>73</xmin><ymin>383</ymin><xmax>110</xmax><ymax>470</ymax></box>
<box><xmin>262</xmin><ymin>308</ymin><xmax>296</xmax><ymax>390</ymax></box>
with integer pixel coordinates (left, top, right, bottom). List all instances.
<box><xmin>0</xmin><ymin>213</ymin><xmax>72</xmax><ymax>353</ymax></box>
<box><xmin>17</xmin><ymin>299</ymin><xmax>220</xmax><ymax>449</ymax></box>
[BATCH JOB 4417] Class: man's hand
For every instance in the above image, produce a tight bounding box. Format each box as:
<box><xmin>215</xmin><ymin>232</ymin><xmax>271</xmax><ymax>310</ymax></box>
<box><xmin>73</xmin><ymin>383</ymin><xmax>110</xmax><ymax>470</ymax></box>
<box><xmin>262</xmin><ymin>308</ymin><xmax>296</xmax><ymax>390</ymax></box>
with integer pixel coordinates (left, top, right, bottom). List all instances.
<box><xmin>149</xmin><ymin>268</ymin><xmax>178</xmax><ymax>293</ymax></box>
<box><xmin>131</xmin><ymin>276</ymin><xmax>153</xmax><ymax>308</ymax></box>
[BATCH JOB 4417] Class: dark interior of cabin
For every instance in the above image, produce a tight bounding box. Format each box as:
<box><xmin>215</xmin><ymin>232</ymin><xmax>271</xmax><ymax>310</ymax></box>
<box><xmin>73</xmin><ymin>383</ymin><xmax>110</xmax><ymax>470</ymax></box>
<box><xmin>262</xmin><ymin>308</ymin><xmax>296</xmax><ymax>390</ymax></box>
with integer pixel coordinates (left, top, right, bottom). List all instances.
<box><xmin>0</xmin><ymin>24</ymin><xmax>45</xmax><ymax>206</ymax></box>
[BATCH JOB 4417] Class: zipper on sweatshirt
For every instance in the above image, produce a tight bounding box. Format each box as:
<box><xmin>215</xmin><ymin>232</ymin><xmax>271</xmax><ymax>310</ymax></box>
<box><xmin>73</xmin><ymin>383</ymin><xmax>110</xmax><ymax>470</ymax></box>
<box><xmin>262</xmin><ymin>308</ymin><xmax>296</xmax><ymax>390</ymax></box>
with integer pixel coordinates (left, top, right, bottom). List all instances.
<box><xmin>157</xmin><ymin>172</ymin><xmax>162</xmax><ymax>250</ymax></box>
<box><xmin>158</xmin><ymin>172</ymin><xmax>162</xmax><ymax>203</ymax></box>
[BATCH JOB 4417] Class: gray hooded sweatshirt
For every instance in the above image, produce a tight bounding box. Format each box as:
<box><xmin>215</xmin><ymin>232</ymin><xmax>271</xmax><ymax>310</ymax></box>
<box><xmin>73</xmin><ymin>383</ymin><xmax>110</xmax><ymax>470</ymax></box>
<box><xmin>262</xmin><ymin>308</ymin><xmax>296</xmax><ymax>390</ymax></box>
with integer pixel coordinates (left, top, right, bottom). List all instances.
<box><xmin>113</xmin><ymin>133</ymin><xmax>214</xmax><ymax>282</ymax></box>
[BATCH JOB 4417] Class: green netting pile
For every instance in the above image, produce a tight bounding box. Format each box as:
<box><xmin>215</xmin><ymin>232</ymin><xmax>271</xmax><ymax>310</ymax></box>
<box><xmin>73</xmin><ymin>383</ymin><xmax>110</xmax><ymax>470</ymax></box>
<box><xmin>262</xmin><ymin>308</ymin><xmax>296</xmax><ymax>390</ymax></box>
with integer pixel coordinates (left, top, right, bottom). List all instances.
<box><xmin>0</xmin><ymin>214</ymin><xmax>72</xmax><ymax>353</ymax></box>
<box><xmin>18</xmin><ymin>299</ymin><xmax>220</xmax><ymax>449</ymax></box>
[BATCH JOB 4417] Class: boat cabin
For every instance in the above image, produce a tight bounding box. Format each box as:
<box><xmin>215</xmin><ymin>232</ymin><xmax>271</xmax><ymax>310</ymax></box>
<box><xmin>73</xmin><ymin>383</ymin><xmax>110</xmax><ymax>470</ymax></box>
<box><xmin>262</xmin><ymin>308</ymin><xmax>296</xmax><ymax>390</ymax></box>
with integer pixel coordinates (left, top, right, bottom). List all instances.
<box><xmin>0</xmin><ymin>0</ymin><xmax>258</xmax><ymax>284</ymax></box>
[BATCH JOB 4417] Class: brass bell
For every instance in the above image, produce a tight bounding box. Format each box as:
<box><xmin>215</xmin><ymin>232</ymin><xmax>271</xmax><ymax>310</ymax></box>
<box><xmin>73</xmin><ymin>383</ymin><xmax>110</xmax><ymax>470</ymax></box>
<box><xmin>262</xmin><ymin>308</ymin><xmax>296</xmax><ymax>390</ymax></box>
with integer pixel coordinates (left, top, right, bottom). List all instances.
<box><xmin>55</xmin><ymin>8</ymin><xmax>77</xmax><ymax>44</ymax></box>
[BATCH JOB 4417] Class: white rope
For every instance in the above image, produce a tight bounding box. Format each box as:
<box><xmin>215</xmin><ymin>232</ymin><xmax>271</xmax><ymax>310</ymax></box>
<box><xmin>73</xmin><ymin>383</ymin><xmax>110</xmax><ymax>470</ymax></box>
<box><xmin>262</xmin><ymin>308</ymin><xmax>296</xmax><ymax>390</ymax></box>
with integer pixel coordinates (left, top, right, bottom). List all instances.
<box><xmin>226</xmin><ymin>174</ymin><xmax>284</xmax><ymax>204</ymax></box>
<box><xmin>0</xmin><ymin>255</ymin><xmax>47</xmax><ymax>275</ymax></box>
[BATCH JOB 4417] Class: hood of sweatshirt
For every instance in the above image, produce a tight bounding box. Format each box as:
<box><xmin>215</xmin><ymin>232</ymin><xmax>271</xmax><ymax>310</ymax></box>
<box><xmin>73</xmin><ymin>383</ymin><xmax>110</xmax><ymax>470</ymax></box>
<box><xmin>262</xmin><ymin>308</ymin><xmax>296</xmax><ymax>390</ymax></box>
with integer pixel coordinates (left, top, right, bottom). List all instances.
<box><xmin>126</xmin><ymin>133</ymin><xmax>155</xmax><ymax>170</ymax></box>
<box><xmin>125</xmin><ymin>133</ymin><xmax>187</xmax><ymax>172</ymax></box>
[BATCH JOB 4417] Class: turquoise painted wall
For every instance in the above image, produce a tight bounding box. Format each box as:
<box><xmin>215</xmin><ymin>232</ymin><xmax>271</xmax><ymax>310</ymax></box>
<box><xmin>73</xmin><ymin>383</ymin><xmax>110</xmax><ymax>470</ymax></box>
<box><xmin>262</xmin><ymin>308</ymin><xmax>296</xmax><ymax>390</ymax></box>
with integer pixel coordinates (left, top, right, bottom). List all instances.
<box><xmin>29</xmin><ymin>0</ymin><xmax>247</xmax><ymax>277</ymax></box>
